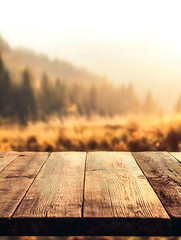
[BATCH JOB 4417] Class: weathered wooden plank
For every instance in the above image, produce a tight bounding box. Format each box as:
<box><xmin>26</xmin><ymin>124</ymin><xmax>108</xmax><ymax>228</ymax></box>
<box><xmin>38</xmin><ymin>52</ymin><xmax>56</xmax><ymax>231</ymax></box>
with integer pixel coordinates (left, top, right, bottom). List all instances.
<box><xmin>0</xmin><ymin>151</ymin><xmax>7</xmax><ymax>158</ymax></box>
<box><xmin>83</xmin><ymin>152</ymin><xmax>170</xmax><ymax>235</ymax></box>
<box><xmin>15</xmin><ymin>152</ymin><xmax>86</xmax><ymax>217</ymax></box>
<box><xmin>0</xmin><ymin>151</ymin><xmax>20</xmax><ymax>172</ymax></box>
<box><xmin>132</xmin><ymin>151</ymin><xmax>181</xmax><ymax>235</ymax></box>
<box><xmin>0</xmin><ymin>152</ymin><xmax>49</xmax><ymax>219</ymax></box>
<box><xmin>12</xmin><ymin>152</ymin><xmax>86</xmax><ymax>235</ymax></box>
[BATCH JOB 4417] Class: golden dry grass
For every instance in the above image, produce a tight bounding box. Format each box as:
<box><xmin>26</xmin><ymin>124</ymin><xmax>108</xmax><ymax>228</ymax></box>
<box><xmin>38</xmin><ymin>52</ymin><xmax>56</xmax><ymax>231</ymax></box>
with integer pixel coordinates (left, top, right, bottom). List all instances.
<box><xmin>1</xmin><ymin>114</ymin><xmax>181</xmax><ymax>152</ymax></box>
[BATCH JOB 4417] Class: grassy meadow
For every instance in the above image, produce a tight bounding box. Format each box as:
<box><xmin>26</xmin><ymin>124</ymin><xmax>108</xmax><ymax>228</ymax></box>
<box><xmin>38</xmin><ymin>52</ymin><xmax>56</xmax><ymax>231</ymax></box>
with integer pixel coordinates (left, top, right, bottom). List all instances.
<box><xmin>1</xmin><ymin>114</ymin><xmax>181</xmax><ymax>152</ymax></box>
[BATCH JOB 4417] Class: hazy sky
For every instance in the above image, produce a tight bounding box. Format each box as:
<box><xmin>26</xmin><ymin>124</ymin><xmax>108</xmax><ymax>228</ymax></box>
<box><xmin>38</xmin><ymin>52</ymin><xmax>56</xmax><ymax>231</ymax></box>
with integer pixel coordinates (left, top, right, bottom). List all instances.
<box><xmin>0</xmin><ymin>0</ymin><xmax>181</xmax><ymax>110</ymax></box>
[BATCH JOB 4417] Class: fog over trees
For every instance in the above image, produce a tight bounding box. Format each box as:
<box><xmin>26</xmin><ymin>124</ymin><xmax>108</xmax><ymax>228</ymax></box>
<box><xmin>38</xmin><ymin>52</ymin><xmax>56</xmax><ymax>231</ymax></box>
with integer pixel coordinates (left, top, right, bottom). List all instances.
<box><xmin>0</xmin><ymin>54</ymin><xmax>166</xmax><ymax>125</ymax></box>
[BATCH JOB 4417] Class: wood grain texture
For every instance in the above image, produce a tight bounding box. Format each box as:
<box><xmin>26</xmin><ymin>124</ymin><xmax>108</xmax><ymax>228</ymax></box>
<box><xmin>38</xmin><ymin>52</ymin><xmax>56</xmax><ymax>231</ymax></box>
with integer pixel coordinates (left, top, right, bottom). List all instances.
<box><xmin>170</xmin><ymin>152</ymin><xmax>181</xmax><ymax>163</ymax></box>
<box><xmin>0</xmin><ymin>151</ymin><xmax>7</xmax><ymax>158</ymax></box>
<box><xmin>0</xmin><ymin>152</ymin><xmax>49</xmax><ymax>218</ymax></box>
<box><xmin>14</xmin><ymin>152</ymin><xmax>86</xmax><ymax>218</ymax></box>
<box><xmin>133</xmin><ymin>151</ymin><xmax>181</xmax><ymax>235</ymax></box>
<box><xmin>83</xmin><ymin>152</ymin><xmax>170</xmax><ymax>235</ymax></box>
<box><xmin>0</xmin><ymin>151</ymin><xmax>20</xmax><ymax>172</ymax></box>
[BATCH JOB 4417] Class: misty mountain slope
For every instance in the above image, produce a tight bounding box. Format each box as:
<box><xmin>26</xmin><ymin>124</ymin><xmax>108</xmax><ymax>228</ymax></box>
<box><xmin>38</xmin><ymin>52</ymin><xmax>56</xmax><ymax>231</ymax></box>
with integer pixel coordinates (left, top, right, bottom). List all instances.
<box><xmin>0</xmin><ymin>35</ymin><xmax>103</xmax><ymax>84</ymax></box>
<box><xmin>0</xmin><ymin>34</ymin><xmax>179</xmax><ymax>112</ymax></box>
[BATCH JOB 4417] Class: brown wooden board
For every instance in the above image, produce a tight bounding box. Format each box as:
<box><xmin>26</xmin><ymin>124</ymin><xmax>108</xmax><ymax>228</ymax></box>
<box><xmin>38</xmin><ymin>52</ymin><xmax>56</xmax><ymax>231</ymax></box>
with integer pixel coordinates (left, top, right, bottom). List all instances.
<box><xmin>0</xmin><ymin>152</ymin><xmax>49</xmax><ymax>220</ymax></box>
<box><xmin>83</xmin><ymin>152</ymin><xmax>170</xmax><ymax>235</ymax></box>
<box><xmin>11</xmin><ymin>152</ymin><xmax>86</xmax><ymax>235</ymax></box>
<box><xmin>0</xmin><ymin>151</ymin><xmax>20</xmax><ymax>172</ymax></box>
<box><xmin>1</xmin><ymin>151</ymin><xmax>179</xmax><ymax>236</ymax></box>
<box><xmin>133</xmin><ymin>151</ymin><xmax>181</xmax><ymax>235</ymax></box>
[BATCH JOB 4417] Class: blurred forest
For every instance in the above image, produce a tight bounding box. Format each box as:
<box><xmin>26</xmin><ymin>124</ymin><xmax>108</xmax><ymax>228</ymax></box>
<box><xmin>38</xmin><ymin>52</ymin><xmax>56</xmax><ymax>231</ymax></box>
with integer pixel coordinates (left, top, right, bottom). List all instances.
<box><xmin>1</xmin><ymin>35</ymin><xmax>181</xmax><ymax>152</ymax></box>
<box><xmin>0</xmin><ymin>53</ymin><xmax>162</xmax><ymax>125</ymax></box>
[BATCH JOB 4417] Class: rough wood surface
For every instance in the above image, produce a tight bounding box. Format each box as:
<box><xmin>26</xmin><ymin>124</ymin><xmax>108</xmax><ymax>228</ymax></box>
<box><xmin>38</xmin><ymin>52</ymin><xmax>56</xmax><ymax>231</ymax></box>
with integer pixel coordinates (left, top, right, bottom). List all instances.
<box><xmin>0</xmin><ymin>152</ymin><xmax>49</xmax><ymax>218</ymax></box>
<box><xmin>83</xmin><ymin>152</ymin><xmax>170</xmax><ymax>235</ymax></box>
<box><xmin>0</xmin><ymin>151</ymin><xmax>20</xmax><ymax>172</ymax></box>
<box><xmin>14</xmin><ymin>152</ymin><xmax>86</xmax><ymax>218</ymax></box>
<box><xmin>133</xmin><ymin>151</ymin><xmax>181</xmax><ymax>235</ymax></box>
<box><xmin>0</xmin><ymin>151</ymin><xmax>7</xmax><ymax>158</ymax></box>
<box><xmin>170</xmin><ymin>152</ymin><xmax>181</xmax><ymax>163</ymax></box>
<box><xmin>0</xmin><ymin>151</ymin><xmax>180</xmax><ymax>236</ymax></box>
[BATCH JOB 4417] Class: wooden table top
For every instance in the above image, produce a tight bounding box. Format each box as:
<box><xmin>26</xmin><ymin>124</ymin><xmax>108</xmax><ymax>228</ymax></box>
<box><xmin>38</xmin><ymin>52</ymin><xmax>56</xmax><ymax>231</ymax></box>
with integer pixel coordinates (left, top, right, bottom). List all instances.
<box><xmin>0</xmin><ymin>151</ymin><xmax>180</xmax><ymax>236</ymax></box>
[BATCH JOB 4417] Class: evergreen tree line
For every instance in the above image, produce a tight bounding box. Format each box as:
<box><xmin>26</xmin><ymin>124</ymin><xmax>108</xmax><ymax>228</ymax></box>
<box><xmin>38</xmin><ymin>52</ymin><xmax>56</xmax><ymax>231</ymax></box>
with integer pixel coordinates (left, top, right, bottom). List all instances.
<box><xmin>0</xmin><ymin>55</ymin><xmax>177</xmax><ymax>125</ymax></box>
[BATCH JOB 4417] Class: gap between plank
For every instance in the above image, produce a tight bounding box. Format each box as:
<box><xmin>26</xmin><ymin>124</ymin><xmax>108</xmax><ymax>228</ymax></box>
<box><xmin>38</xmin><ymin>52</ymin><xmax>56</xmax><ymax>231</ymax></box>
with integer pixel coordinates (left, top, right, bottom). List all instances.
<box><xmin>81</xmin><ymin>152</ymin><xmax>88</xmax><ymax>218</ymax></box>
<box><xmin>169</xmin><ymin>152</ymin><xmax>181</xmax><ymax>165</ymax></box>
<box><xmin>0</xmin><ymin>152</ymin><xmax>20</xmax><ymax>174</ymax></box>
<box><xmin>11</xmin><ymin>152</ymin><xmax>51</xmax><ymax>218</ymax></box>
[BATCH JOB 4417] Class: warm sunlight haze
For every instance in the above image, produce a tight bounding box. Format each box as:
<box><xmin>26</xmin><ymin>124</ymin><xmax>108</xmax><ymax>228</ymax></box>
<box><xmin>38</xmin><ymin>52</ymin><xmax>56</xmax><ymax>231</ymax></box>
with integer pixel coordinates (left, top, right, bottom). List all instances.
<box><xmin>0</xmin><ymin>0</ymin><xmax>181</xmax><ymax>152</ymax></box>
<box><xmin>1</xmin><ymin>0</ymin><xmax>181</xmax><ymax>111</ymax></box>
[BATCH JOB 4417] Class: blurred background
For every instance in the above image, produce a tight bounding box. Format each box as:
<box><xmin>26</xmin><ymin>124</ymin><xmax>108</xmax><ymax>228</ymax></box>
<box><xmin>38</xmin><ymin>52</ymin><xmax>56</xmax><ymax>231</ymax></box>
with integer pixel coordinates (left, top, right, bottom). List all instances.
<box><xmin>1</xmin><ymin>0</ymin><xmax>181</xmax><ymax>152</ymax></box>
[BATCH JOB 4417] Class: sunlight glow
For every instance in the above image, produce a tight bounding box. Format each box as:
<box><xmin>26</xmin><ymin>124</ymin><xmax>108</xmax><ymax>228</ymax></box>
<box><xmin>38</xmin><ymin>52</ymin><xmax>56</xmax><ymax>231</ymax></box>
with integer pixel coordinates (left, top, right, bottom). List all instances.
<box><xmin>0</xmin><ymin>0</ymin><xmax>181</xmax><ymax>51</ymax></box>
<box><xmin>0</xmin><ymin>0</ymin><xmax>181</xmax><ymax>112</ymax></box>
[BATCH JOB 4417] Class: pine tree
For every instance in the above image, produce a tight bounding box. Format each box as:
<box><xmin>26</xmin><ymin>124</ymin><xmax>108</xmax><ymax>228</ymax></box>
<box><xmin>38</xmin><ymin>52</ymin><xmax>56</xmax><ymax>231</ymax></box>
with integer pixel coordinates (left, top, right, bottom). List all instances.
<box><xmin>89</xmin><ymin>85</ymin><xmax>97</xmax><ymax>114</ymax></box>
<box><xmin>39</xmin><ymin>73</ymin><xmax>53</xmax><ymax>118</ymax></box>
<box><xmin>126</xmin><ymin>83</ymin><xmax>140</xmax><ymax>113</ymax></box>
<box><xmin>69</xmin><ymin>82</ymin><xmax>84</xmax><ymax>115</ymax></box>
<box><xmin>0</xmin><ymin>55</ymin><xmax>13</xmax><ymax>118</ymax></box>
<box><xmin>17</xmin><ymin>69</ymin><xmax>37</xmax><ymax>124</ymax></box>
<box><xmin>53</xmin><ymin>78</ymin><xmax>68</xmax><ymax>116</ymax></box>
<box><xmin>175</xmin><ymin>94</ymin><xmax>181</xmax><ymax>114</ymax></box>
<box><xmin>143</xmin><ymin>91</ymin><xmax>157</xmax><ymax>115</ymax></box>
